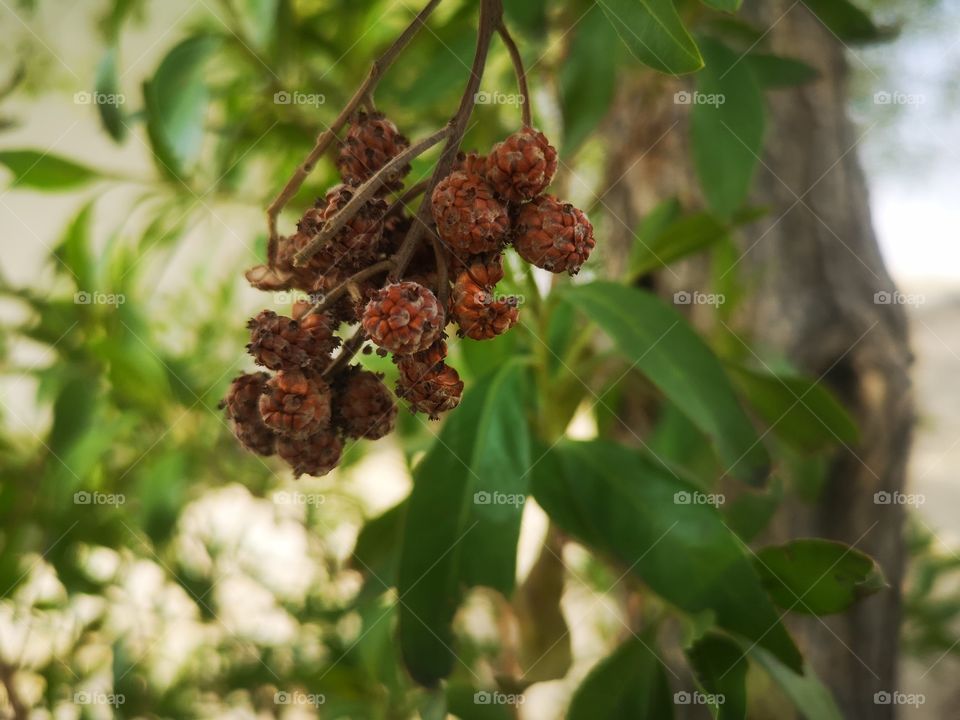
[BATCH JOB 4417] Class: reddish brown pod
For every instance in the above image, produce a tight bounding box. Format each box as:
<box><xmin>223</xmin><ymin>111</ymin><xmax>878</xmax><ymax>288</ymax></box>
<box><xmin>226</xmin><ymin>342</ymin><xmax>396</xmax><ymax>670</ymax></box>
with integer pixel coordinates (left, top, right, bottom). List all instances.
<box><xmin>485</xmin><ymin>127</ymin><xmax>558</xmax><ymax>203</ymax></box>
<box><xmin>395</xmin><ymin>346</ymin><xmax>464</xmax><ymax>419</ymax></box>
<box><xmin>258</xmin><ymin>370</ymin><xmax>332</xmax><ymax>439</ymax></box>
<box><xmin>337</xmin><ymin>111</ymin><xmax>410</xmax><ymax>190</ymax></box>
<box><xmin>247</xmin><ymin>310</ymin><xmax>339</xmax><ymax>372</ymax></box>
<box><xmin>450</xmin><ymin>258</ymin><xmax>519</xmax><ymax>341</ymax></box>
<box><xmin>335</xmin><ymin>367</ymin><xmax>397</xmax><ymax>440</ymax></box>
<box><xmin>431</xmin><ymin>171</ymin><xmax>510</xmax><ymax>255</ymax></box>
<box><xmin>222</xmin><ymin>372</ymin><xmax>277</xmax><ymax>456</ymax></box>
<box><xmin>361</xmin><ymin>281</ymin><xmax>445</xmax><ymax>355</ymax></box>
<box><xmin>277</xmin><ymin>428</ymin><xmax>343</xmax><ymax>477</ymax></box>
<box><xmin>513</xmin><ymin>195</ymin><xmax>595</xmax><ymax>275</ymax></box>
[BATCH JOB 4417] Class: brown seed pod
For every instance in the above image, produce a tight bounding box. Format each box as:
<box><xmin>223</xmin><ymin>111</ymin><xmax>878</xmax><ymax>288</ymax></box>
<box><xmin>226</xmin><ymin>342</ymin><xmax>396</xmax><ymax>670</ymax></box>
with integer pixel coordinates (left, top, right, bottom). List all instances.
<box><xmin>431</xmin><ymin>171</ymin><xmax>510</xmax><ymax>255</ymax></box>
<box><xmin>258</xmin><ymin>370</ymin><xmax>332</xmax><ymax>438</ymax></box>
<box><xmin>513</xmin><ymin>195</ymin><xmax>595</xmax><ymax>275</ymax></box>
<box><xmin>485</xmin><ymin>127</ymin><xmax>558</xmax><ymax>203</ymax></box>
<box><xmin>361</xmin><ymin>281</ymin><xmax>445</xmax><ymax>355</ymax></box>
<box><xmin>334</xmin><ymin>367</ymin><xmax>397</xmax><ymax>440</ymax></box>
<box><xmin>450</xmin><ymin>262</ymin><xmax>519</xmax><ymax>341</ymax></box>
<box><xmin>247</xmin><ymin>310</ymin><xmax>340</xmax><ymax>372</ymax></box>
<box><xmin>277</xmin><ymin>428</ymin><xmax>343</xmax><ymax>477</ymax></box>
<box><xmin>222</xmin><ymin>372</ymin><xmax>277</xmax><ymax>456</ymax></box>
<box><xmin>395</xmin><ymin>351</ymin><xmax>464</xmax><ymax>419</ymax></box>
<box><xmin>336</xmin><ymin>111</ymin><xmax>410</xmax><ymax>191</ymax></box>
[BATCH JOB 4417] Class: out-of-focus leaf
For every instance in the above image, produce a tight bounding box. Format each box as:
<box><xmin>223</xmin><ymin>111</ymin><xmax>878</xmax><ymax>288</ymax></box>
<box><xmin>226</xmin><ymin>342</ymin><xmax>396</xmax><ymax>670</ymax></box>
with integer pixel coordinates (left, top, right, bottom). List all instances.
<box><xmin>687</xmin><ymin>633</ymin><xmax>747</xmax><ymax>720</ymax></box>
<box><xmin>565</xmin><ymin>282</ymin><xmax>770</xmax><ymax>485</ymax></box>
<box><xmin>749</xmin><ymin>646</ymin><xmax>843</xmax><ymax>720</ymax></box>
<box><xmin>801</xmin><ymin>0</ymin><xmax>893</xmax><ymax>43</ymax></box>
<box><xmin>691</xmin><ymin>37</ymin><xmax>765</xmax><ymax>219</ymax></box>
<box><xmin>447</xmin><ymin>683</ymin><xmax>514</xmax><ymax>719</ymax></box>
<box><xmin>237</xmin><ymin>0</ymin><xmax>279</xmax><ymax>48</ymax></box>
<box><xmin>629</xmin><ymin>211</ymin><xmax>728</xmax><ymax>278</ymax></box>
<box><xmin>351</xmin><ymin>500</ymin><xmax>406</xmax><ymax>596</ymax></box>
<box><xmin>143</xmin><ymin>35</ymin><xmax>219</xmax><ymax>179</ymax></box>
<box><xmin>398</xmin><ymin>362</ymin><xmax>532</xmax><ymax>686</ymax></box>
<box><xmin>136</xmin><ymin>452</ymin><xmax>187</xmax><ymax>544</ymax></box>
<box><xmin>95</xmin><ymin>47</ymin><xmax>127</xmax><ymax>142</ymax></box>
<box><xmin>727</xmin><ymin>365</ymin><xmax>859</xmax><ymax>452</ymax></box>
<box><xmin>503</xmin><ymin>0</ymin><xmax>547</xmax><ymax>38</ymax></box>
<box><xmin>746</xmin><ymin>53</ymin><xmax>819</xmax><ymax>88</ymax></box>
<box><xmin>531</xmin><ymin>441</ymin><xmax>802</xmax><ymax>671</ymax></box>
<box><xmin>0</xmin><ymin>150</ymin><xmax>99</xmax><ymax>190</ymax></box>
<box><xmin>701</xmin><ymin>0</ymin><xmax>742</xmax><ymax>11</ymax></box>
<box><xmin>568</xmin><ymin>636</ymin><xmax>673</xmax><ymax>719</ymax></box>
<box><xmin>458</xmin><ymin>332</ymin><xmax>519</xmax><ymax>380</ymax></box>
<box><xmin>54</xmin><ymin>201</ymin><xmax>96</xmax><ymax>290</ymax></box>
<box><xmin>48</xmin><ymin>374</ymin><xmax>100</xmax><ymax>458</ymax></box>
<box><xmin>601</xmin><ymin>0</ymin><xmax>703</xmax><ymax>75</ymax></box>
<box><xmin>755</xmin><ymin>539</ymin><xmax>888</xmax><ymax>615</ymax></box>
<box><xmin>559</xmin><ymin>4</ymin><xmax>618</xmax><ymax>156</ymax></box>
<box><xmin>722</xmin><ymin>477</ymin><xmax>782</xmax><ymax>542</ymax></box>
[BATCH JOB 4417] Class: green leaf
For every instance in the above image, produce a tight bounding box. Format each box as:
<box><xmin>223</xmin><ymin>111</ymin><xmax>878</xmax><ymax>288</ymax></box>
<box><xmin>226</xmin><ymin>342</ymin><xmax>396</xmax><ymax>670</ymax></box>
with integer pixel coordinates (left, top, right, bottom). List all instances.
<box><xmin>351</xmin><ymin>500</ymin><xmax>406</xmax><ymax>596</ymax></box>
<box><xmin>48</xmin><ymin>374</ymin><xmax>100</xmax><ymax>458</ymax></box>
<box><xmin>237</xmin><ymin>0</ymin><xmax>279</xmax><ymax>48</ymax></box>
<box><xmin>754</xmin><ymin>539</ymin><xmax>888</xmax><ymax>615</ymax></box>
<box><xmin>565</xmin><ymin>282</ymin><xmax>770</xmax><ymax>485</ymax></box>
<box><xmin>568</xmin><ymin>636</ymin><xmax>673</xmax><ymax>719</ymax></box>
<box><xmin>749</xmin><ymin>646</ymin><xmax>843</xmax><ymax>720</ymax></box>
<box><xmin>700</xmin><ymin>0</ymin><xmax>742</xmax><ymax>11</ymax></box>
<box><xmin>801</xmin><ymin>0</ymin><xmax>892</xmax><ymax>43</ymax></box>
<box><xmin>722</xmin><ymin>478</ymin><xmax>782</xmax><ymax>542</ymax></box>
<box><xmin>447</xmin><ymin>683</ymin><xmax>515</xmax><ymax>719</ymax></box>
<box><xmin>95</xmin><ymin>47</ymin><xmax>127</xmax><ymax>142</ymax></box>
<box><xmin>54</xmin><ymin>201</ymin><xmax>96</xmax><ymax>290</ymax></box>
<box><xmin>691</xmin><ymin>37</ymin><xmax>765</xmax><ymax>219</ymax></box>
<box><xmin>559</xmin><ymin>4</ymin><xmax>618</xmax><ymax>156</ymax></box>
<box><xmin>727</xmin><ymin>365</ymin><xmax>859</xmax><ymax>453</ymax></box>
<box><xmin>503</xmin><ymin>0</ymin><xmax>548</xmax><ymax>38</ymax></box>
<box><xmin>601</xmin><ymin>0</ymin><xmax>703</xmax><ymax>75</ymax></box>
<box><xmin>531</xmin><ymin>441</ymin><xmax>802</xmax><ymax>671</ymax></box>
<box><xmin>143</xmin><ymin>35</ymin><xmax>219</xmax><ymax>179</ymax></box>
<box><xmin>398</xmin><ymin>362</ymin><xmax>532</xmax><ymax>686</ymax></box>
<box><xmin>686</xmin><ymin>633</ymin><xmax>747</xmax><ymax>720</ymax></box>
<box><xmin>746</xmin><ymin>53</ymin><xmax>819</xmax><ymax>88</ymax></box>
<box><xmin>629</xmin><ymin>211</ymin><xmax>728</xmax><ymax>278</ymax></box>
<box><xmin>0</xmin><ymin>150</ymin><xmax>99</xmax><ymax>190</ymax></box>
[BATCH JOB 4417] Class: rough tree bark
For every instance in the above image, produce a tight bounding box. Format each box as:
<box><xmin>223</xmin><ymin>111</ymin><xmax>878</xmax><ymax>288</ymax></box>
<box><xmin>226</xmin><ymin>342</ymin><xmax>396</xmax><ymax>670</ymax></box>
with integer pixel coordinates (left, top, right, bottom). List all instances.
<box><xmin>600</xmin><ymin>3</ymin><xmax>913</xmax><ymax>718</ymax></box>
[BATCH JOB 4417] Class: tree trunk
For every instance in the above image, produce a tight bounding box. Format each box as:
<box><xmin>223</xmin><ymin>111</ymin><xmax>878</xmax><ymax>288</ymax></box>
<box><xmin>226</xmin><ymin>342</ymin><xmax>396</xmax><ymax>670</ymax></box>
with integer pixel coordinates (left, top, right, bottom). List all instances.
<box><xmin>600</xmin><ymin>3</ymin><xmax>913</xmax><ymax>718</ymax></box>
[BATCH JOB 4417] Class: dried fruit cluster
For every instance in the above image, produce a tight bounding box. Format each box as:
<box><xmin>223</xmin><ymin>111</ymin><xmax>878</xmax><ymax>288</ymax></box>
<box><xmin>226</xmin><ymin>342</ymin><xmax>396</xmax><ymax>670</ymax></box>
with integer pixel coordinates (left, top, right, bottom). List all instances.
<box><xmin>228</xmin><ymin>110</ymin><xmax>594</xmax><ymax>477</ymax></box>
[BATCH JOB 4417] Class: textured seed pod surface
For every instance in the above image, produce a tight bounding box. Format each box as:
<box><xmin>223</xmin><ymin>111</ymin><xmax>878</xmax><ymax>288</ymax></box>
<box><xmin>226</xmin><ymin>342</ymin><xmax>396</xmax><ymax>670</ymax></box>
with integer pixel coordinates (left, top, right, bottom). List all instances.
<box><xmin>222</xmin><ymin>372</ymin><xmax>277</xmax><ymax>456</ymax></box>
<box><xmin>361</xmin><ymin>281</ymin><xmax>445</xmax><ymax>354</ymax></box>
<box><xmin>395</xmin><ymin>356</ymin><xmax>464</xmax><ymax>419</ymax></box>
<box><xmin>335</xmin><ymin>368</ymin><xmax>397</xmax><ymax>440</ymax></box>
<box><xmin>259</xmin><ymin>370</ymin><xmax>332</xmax><ymax>438</ymax></box>
<box><xmin>431</xmin><ymin>171</ymin><xmax>509</xmax><ymax>255</ymax></box>
<box><xmin>247</xmin><ymin>310</ymin><xmax>339</xmax><ymax>372</ymax></box>
<box><xmin>485</xmin><ymin>127</ymin><xmax>558</xmax><ymax>203</ymax></box>
<box><xmin>277</xmin><ymin>428</ymin><xmax>343</xmax><ymax>477</ymax></box>
<box><xmin>337</xmin><ymin>112</ymin><xmax>410</xmax><ymax>190</ymax></box>
<box><xmin>513</xmin><ymin>195</ymin><xmax>595</xmax><ymax>275</ymax></box>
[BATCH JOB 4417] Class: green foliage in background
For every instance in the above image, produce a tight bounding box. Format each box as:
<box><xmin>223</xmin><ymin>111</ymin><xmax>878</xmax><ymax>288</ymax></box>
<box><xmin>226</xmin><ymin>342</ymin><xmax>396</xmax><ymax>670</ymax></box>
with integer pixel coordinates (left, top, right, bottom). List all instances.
<box><xmin>0</xmin><ymin>0</ymin><xmax>908</xmax><ymax>717</ymax></box>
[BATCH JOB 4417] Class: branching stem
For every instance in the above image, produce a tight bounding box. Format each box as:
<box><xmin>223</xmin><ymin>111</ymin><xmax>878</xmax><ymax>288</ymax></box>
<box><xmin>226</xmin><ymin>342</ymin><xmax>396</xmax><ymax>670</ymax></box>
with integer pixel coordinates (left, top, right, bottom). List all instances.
<box><xmin>497</xmin><ymin>22</ymin><xmax>531</xmax><ymax>127</ymax></box>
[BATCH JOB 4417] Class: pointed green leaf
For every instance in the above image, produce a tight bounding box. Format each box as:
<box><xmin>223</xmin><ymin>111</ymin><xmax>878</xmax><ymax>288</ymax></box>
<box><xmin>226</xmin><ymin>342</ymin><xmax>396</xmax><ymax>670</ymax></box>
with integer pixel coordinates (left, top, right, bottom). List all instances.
<box><xmin>754</xmin><ymin>539</ymin><xmax>888</xmax><ymax>615</ymax></box>
<box><xmin>564</xmin><ymin>282</ymin><xmax>770</xmax><ymax>485</ymax></box>
<box><xmin>531</xmin><ymin>441</ymin><xmax>802</xmax><ymax>671</ymax></box>
<box><xmin>687</xmin><ymin>633</ymin><xmax>747</xmax><ymax>720</ymax></box>
<box><xmin>0</xmin><ymin>150</ymin><xmax>99</xmax><ymax>190</ymax></box>
<box><xmin>95</xmin><ymin>47</ymin><xmax>127</xmax><ymax>142</ymax></box>
<box><xmin>629</xmin><ymin>211</ymin><xmax>728</xmax><ymax>278</ymax></box>
<box><xmin>601</xmin><ymin>0</ymin><xmax>703</xmax><ymax>75</ymax></box>
<box><xmin>569</xmin><ymin>636</ymin><xmax>674</xmax><ymax>719</ymax></box>
<box><xmin>701</xmin><ymin>0</ymin><xmax>742</xmax><ymax>11</ymax></box>
<box><xmin>746</xmin><ymin>53</ymin><xmax>819</xmax><ymax>88</ymax></box>
<box><xmin>801</xmin><ymin>0</ymin><xmax>893</xmax><ymax>43</ymax></box>
<box><xmin>398</xmin><ymin>362</ymin><xmax>532</xmax><ymax>686</ymax></box>
<box><xmin>691</xmin><ymin>37</ymin><xmax>765</xmax><ymax>219</ymax></box>
<box><xmin>749</xmin><ymin>646</ymin><xmax>843</xmax><ymax>720</ymax></box>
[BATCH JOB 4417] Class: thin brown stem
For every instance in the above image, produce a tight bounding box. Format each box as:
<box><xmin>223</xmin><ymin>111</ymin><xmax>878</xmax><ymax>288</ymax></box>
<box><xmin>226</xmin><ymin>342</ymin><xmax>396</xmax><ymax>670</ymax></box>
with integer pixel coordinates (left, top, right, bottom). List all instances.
<box><xmin>386</xmin><ymin>179</ymin><xmax>431</xmax><ymax>217</ymax></box>
<box><xmin>497</xmin><ymin>22</ymin><xmax>531</xmax><ymax>127</ymax></box>
<box><xmin>390</xmin><ymin>0</ymin><xmax>504</xmax><ymax>281</ymax></box>
<box><xmin>293</xmin><ymin>127</ymin><xmax>450</xmax><ymax>267</ymax></box>
<box><xmin>265</xmin><ymin>0</ymin><xmax>443</xmax><ymax>258</ymax></box>
<box><xmin>428</xmin><ymin>228</ymin><xmax>450</xmax><ymax>306</ymax></box>
<box><xmin>323</xmin><ymin>330</ymin><xmax>368</xmax><ymax>378</ymax></box>
<box><xmin>306</xmin><ymin>260</ymin><xmax>393</xmax><ymax>317</ymax></box>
